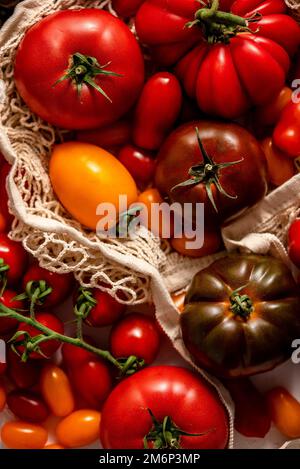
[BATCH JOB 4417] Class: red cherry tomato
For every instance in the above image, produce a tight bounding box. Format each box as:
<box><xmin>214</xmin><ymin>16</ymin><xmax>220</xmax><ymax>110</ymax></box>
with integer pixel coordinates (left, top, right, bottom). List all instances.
<box><xmin>84</xmin><ymin>289</ymin><xmax>126</xmax><ymax>328</ymax></box>
<box><xmin>7</xmin><ymin>348</ymin><xmax>41</xmax><ymax>389</ymax></box>
<box><xmin>62</xmin><ymin>337</ymin><xmax>96</xmax><ymax>369</ymax></box>
<box><xmin>22</xmin><ymin>263</ymin><xmax>74</xmax><ymax>308</ymax></box>
<box><xmin>118</xmin><ymin>145</ymin><xmax>156</xmax><ymax>189</ymax></box>
<box><xmin>0</xmin><ymin>233</ymin><xmax>28</xmax><ymax>286</ymax></box>
<box><xmin>1</xmin><ymin>421</ymin><xmax>48</xmax><ymax>449</ymax></box>
<box><xmin>17</xmin><ymin>312</ymin><xmax>64</xmax><ymax>359</ymax></box>
<box><xmin>0</xmin><ymin>162</ymin><xmax>14</xmax><ymax>232</ymax></box>
<box><xmin>273</xmin><ymin>102</ymin><xmax>300</xmax><ymax>157</ymax></box>
<box><xmin>109</xmin><ymin>313</ymin><xmax>160</xmax><ymax>365</ymax></box>
<box><xmin>288</xmin><ymin>219</ymin><xmax>300</xmax><ymax>269</ymax></box>
<box><xmin>76</xmin><ymin>118</ymin><xmax>132</xmax><ymax>150</ymax></box>
<box><xmin>70</xmin><ymin>360</ymin><xmax>113</xmax><ymax>409</ymax></box>
<box><xmin>0</xmin><ymin>385</ymin><xmax>6</xmax><ymax>410</ymax></box>
<box><xmin>112</xmin><ymin>0</ymin><xmax>145</xmax><ymax>17</ymax></box>
<box><xmin>7</xmin><ymin>390</ymin><xmax>49</xmax><ymax>423</ymax></box>
<box><xmin>0</xmin><ymin>361</ymin><xmax>6</xmax><ymax>376</ymax></box>
<box><xmin>133</xmin><ymin>72</ymin><xmax>182</xmax><ymax>151</ymax></box>
<box><xmin>255</xmin><ymin>86</ymin><xmax>292</xmax><ymax>127</ymax></box>
<box><xmin>0</xmin><ymin>289</ymin><xmax>24</xmax><ymax>335</ymax></box>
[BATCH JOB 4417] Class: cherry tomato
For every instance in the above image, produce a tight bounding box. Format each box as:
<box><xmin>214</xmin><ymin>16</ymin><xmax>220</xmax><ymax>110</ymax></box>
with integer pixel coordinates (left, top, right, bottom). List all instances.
<box><xmin>288</xmin><ymin>219</ymin><xmax>300</xmax><ymax>269</ymax></box>
<box><xmin>70</xmin><ymin>360</ymin><xmax>112</xmax><ymax>409</ymax></box>
<box><xmin>255</xmin><ymin>86</ymin><xmax>292</xmax><ymax>127</ymax></box>
<box><xmin>84</xmin><ymin>290</ymin><xmax>126</xmax><ymax>328</ymax></box>
<box><xmin>171</xmin><ymin>229</ymin><xmax>222</xmax><ymax>258</ymax></box>
<box><xmin>56</xmin><ymin>410</ymin><xmax>101</xmax><ymax>448</ymax></box>
<box><xmin>273</xmin><ymin>102</ymin><xmax>300</xmax><ymax>157</ymax></box>
<box><xmin>266</xmin><ymin>387</ymin><xmax>300</xmax><ymax>438</ymax></box>
<box><xmin>17</xmin><ymin>313</ymin><xmax>64</xmax><ymax>359</ymax></box>
<box><xmin>22</xmin><ymin>263</ymin><xmax>73</xmax><ymax>308</ymax></box>
<box><xmin>0</xmin><ymin>289</ymin><xmax>24</xmax><ymax>335</ymax></box>
<box><xmin>1</xmin><ymin>421</ymin><xmax>48</xmax><ymax>449</ymax></box>
<box><xmin>261</xmin><ymin>137</ymin><xmax>295</xmax><ymax>187</ymax></box>
<box><xmin>118</xmin><ymin>145</ymin><xmax>156</xmax><ymax>189</ymax></box>
<box><xmin>0</xmin><ymin>162</ymin><xmax>14</xmax><ymax>232</ymax></box>
<box><xmin>171</xmin><ymin>291</ymin><xmax>185</xmax><ymax>313</ymax></box>
<box><xmin>0</xmin><ymin>385</ymin><xmax>6</xmax><ymax>410</ymax></box>
<box><xmin>133</xmin><ymin>72</ymin><xmax>182</xmax><ymax>151</ymax></box>
<box><xmin>50</xmin><ymin>142</ymin><xmax>138</xmax><ymax>231</ymax></box>
<box><xmin>41</xmin><ymin>364</ymin><xmax>75</xmax><ymax>417</ymax></box>
<box><xmin>0</xmin><ymin>233</ymin><xmax>28</xmax><ymax>286</ymax></box>
<box><xmin>44</xmin><ymin>443</ymin><xmax>64</xmax><ymax>449</ymax></box>
<box><xmin>7</xmin><ymin>348</ymin><xmax>41</xmax><ymax>389</ymax></box>
<box><xmin>137</xmin><ymin>188</ymin><xmax>173</xmax><ymax>239</ymax></box>
<box><xmin>110</xmin><ymin>313</ymin><xmax>160</xmax><ymax>365</ymax></box>
<box><xmin>76</xmin><ymin>119</ymin><xmax>132</xmax><ymax>150</ymax></box>
<box><xmin>7</xmin><ymin>390</ymin><xmax>49</xmax><ymax>423</ymax></box>
<box><xmin>62</xmin><ymin>337</ymin><xmax>96</xmax><ymax>369</ymax></box>
<box><xmin>112</xmin><ymin>0</ymin><xmax>145</xmax><ymax>17</ymax></box>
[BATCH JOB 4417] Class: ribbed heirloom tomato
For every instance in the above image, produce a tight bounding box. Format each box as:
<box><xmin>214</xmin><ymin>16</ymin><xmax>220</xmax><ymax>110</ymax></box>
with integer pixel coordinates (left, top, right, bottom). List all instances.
<box><xmin>14</xmin><ymin>9</ymin><xmax>144</xmax><ymax>130</ymax></box>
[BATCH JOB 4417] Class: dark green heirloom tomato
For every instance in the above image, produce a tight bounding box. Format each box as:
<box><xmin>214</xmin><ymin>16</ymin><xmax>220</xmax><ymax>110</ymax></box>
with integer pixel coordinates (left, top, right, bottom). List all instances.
<box><xmin>180</xmin><ymin>254</ymin><xmax>300</xmax><ymax>378</ymax></box>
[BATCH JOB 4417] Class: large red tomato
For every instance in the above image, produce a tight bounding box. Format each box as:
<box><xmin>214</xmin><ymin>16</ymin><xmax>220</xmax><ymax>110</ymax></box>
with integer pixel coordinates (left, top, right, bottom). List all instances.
<box><xmin>14</xmin><ymin>10</ymin><xmax>144</xmax><ymax>130</ymax></box>
<box><xmin>100</xmin><ymin>366</ymin><xmax>229</xmax><ymax>449</ymax></box>
<box><xmin>136</xmin><ymin>0</ymin><xmax>299</xmax><ymax>118</ymax></box>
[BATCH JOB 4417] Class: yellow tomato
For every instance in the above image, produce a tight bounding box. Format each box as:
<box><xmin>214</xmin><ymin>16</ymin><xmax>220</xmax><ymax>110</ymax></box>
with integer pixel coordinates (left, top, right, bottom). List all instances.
<box><xmin>50</xmin><ymin>142</ymin><xmax>138</xmax><ymax>230</ymax></box>
<box><xmin>56</xmin><ymin>410</ymin><xmax>101</xmax><ymax>448</ymax></box>
<box><xmin>44</xmin><ymin>444</ymin><xmax>65</xmax><ymax>449</ymax></box>
<box><xmin>1</xmin><ymin>421</ymin><xmax>48</xmax><ymax>449</ymax></box>
<box><xmin>40</xmin><ymin>364</ymin><xmax>75</xmax><ymax>417</ymax></box>
<box><xmin>266</xmin><ymin>387</ymin><xmax>300</xmax><ymax>438</ymax></box>
<box><xmin>137</xmin><ymin>188</ymin><xmax>174</xmax><ymax>238</ymax></box>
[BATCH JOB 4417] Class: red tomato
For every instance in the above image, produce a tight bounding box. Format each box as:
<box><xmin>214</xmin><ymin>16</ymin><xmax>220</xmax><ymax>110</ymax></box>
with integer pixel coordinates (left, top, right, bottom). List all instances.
<box><xmin>14</xmin><ymin>10</ymin><xmax>144</xmax><ymax>130</ymax></box>
<box><xmin>84</xmin><ymin>289</ymin><xmax>126</xmax><ymax>328</ymax></box>
<box><xmin>109</xmin><ymin>313</ymin><xmax>160</xmax><ymax>365</ymax></box>
<box><xmin>261</xmin><ymin>137</ymin><xmax>295</xmax><ymax>187</ymax></box>
<box><xmin>171</xmin><ymin>226</ymin><xmax>222</xmax><ymax>258</ymax></box>
<box><xmin>76</xmin><ymin>119</ymin><xmax>132</xmax><ymax>150</ymax></box>
<box><xmin>22</xmin><ymin>263</ymin><xmax>73</xmax><ymax>308</ymax></box>
<box><xmin>17</xmin><ymin>313</ymin><xmax>64</xmax><ymax>359</ymax></box>
<box><xmin>0</xmin><ymin>290</ymin><xmax>24</xmax><ymax>335</ymax></box>
<box><xmin>100</xmin><ymin>366</ymin><xmax>229</xmax><ymax>449</ymax></box>
<box><xmin>0</xmin><ymin>385</ymin><xmax>6</xmax><ymax>410</ymax></box>
<box><xmin>133</xmin><ymin>72</ymin><xmax>182</xmax><ymax>150</ymax></box>
<box><xmin>62</xmin><ymin>337</ymin><xmax>96</xmax><ymax>369</ymax></box>
<box><xmin>136</xmin><ymin>0</ymin><xmax>297</xmax><ymax>118</ymax></box>
<box><xmin>0</xmin><ymin>162</ymin><xmax>13</xmax><ymax>232</ymax></box>
<box><xmin>255</xmin><ymin>86</ymin><xmax>292</xmax><ymax>127</ymax></box>
<box><xmin>113</xmin><ymin>0</ymin><xmax>145</xmax><ymax>17</ymax></box>
<box><xmin>118</xmin><ymin>145</ymin><xmax>156</xmax><ymax>189</ymax></box>
<box><xmin>273</xmin><ymin>102</ymin><xmax>300</xmax><ymax>157</ymax></box>
<box><xmin>7</xmin><ymin>390</ymin><xmax>49</xmax><ymax>423</ymax></box>
<box><xmin>0</xmin><ymin>361</ymin><xmax>6</xmax><ymax>376</ymax></box>
<box><xmin>288</xmin><ymin>219</ymin><xmax>300</xmax><ymax>269</ymax></box>
<box><xmin>7</xmin><ymin>348</ymin><xmax>41</xmax><ymax>389</ymax></box>
<box><xmin>225</xmin><ymin>378</ymin><xmax>271</xmax><ymax>438</ymax></box>
<box><xmin>0</xmin><ymin>233</ymin><xmax>28</xmax><ymax>286</ymax></box>
<box><xmin>70</xmin><ymin>360</ymin><xmax>113</xmax><ymax>409</ymax></box>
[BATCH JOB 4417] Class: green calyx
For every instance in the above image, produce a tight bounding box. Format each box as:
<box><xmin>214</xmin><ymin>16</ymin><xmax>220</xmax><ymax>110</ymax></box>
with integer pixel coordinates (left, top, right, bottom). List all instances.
<box><xmin>53</xmin><ymin>52</ymin><xmax>122</xmax><ymax>101</ymax></box>
<box><xmin>230</xmin><ymin>287</ymin><xmax>254</xmax><ymax>319</ymax></box>
<box><xmin>144</xmin><ymin>409</ymin><xmax>211</xmax><ymax>449</ymax></box>
<box><xmin>186</xmin><ymin>0</ymin><xmax>261</xmax><ymax>44</ymax></box>
<box><xmin>171</xmin><ymin>127</ymin><xmax>243</xmax><ymax>213</ymax></box>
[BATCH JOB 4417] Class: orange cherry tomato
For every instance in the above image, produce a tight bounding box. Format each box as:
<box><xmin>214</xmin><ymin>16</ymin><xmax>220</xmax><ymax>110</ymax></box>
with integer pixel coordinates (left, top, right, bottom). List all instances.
<box><xmin>261</xmin><ymin>137</ymin><xmax>296</xmax><ymax>187</ymax></box>
<box><xmin>50</xmin><ymin>142</ymin><xmax>138</xmax><ymax>230</ymax></box>
<box><xmin>44</xmin><ymin>443</ymin><xmax>65</xmax><ymax>449</ymax></box>
<box><xmin>171</xmin><ymin>227</ymin><xmax>222</xmax><ymax>258</ymax></box>
<box><xmin>171</xmin><ymin>291</ymin><xmax>185</xmax><ymax>313</ymax></box>
<box><xmin>0</xmin><ymin>385</ymin><xmax>6</xmax><ymax>410</ymax></box>
<box><xmin>255</xmin><ymin>87</ymin><xmax>293</xmax><ymax>127</ymax></box>
<box><xmin>137</xmin><ymin>188</ymin><xmax>173</xmax><ymax>239</ymax></box>
<box><xmin>56</xmin><ymin>410</ymin><xmax>101</xmax><ymax>448</ymax></box>
<box><xmin>1</xmin><ymin>421</ymin><xmax>48</xmax><ymax>449</ymax></box>
<box><xmin>266</xmin><ymin>387</ymin><xmax>300</xmax><ymax>438</ymax></box>
<box><xmin>40</xmin><ymin>364</ymin><xmax>75</xmax><ymax>417</ymax></box>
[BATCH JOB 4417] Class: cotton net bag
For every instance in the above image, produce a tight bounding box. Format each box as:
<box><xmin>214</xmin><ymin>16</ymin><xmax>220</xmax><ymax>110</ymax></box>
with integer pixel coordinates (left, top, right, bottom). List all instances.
<box><xmin>0</xmin><ymin>0</ymin><xmax>299</xmax><ymax>449</ymax></box>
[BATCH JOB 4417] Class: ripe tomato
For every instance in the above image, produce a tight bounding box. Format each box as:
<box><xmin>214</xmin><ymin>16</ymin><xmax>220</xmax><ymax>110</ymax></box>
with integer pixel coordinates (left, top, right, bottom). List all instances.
<box><xmin>0</xmin><ymin>289</ymin><xmax>24</xmax><ymax>335</ymax></box>
<box><xmin>101</xmin><ymin>366</ymin><xmax>229</xmax><ymax>449</ymax></box>
<box><xmin>1</xmin><ymin>421</ymin><xmax>48</xmax><ymax>449</ymax></box>
<box><xmin>288</xmin><ymin>219</ymin><xmax>300</xmax><ymax>269</ymax></box>
<box><xmin>255</xmin><ymin>86</ymin><xmax>292</xmax><ymax>127</ymax></box>
<box><xmin>109</xmin><ymin>313</ymin><xmax>160</xmax><ymax>365</ymax></box>
<box><xmin>17</xmin><ymin>313</ymin><xmax>64</xmax><ymax>359</ymax></box>
<box><xmin>137</xmin><ymin>188</ymin><xmax>174</xmax><ymax>239</ymax></box>
<box><xmin>0</xmin><ymin>385</ymin><xmax>6</xmax><ymax>411</ymax></box>
<box><xmin>70</xmin><ymin>360</ymin><xmax>112</xmax><ymax>410</ymax></box>
<box><xmin>14</xmin><ymin>10</ymin><xmax>144</xmax><ymax>130</ymax></box>
<box><xmin>41</xmin><ymin>364</ymin><xmax>75</xmax><ymax>417</ymax></box>
<box><xmin>22</xmin><ymin>263</ymin><xmax>73</xmax><ymax>308</ymax></box>
<box><xmin>261</xmin><ymin>137</ymin><xmax>295</xmax><ymax>187</ymax></box>
<box><xmin>0</xmin><ymin>162</ymin><xmax>13</xmax><ymax>232</ymax></box>
<box><xmin>0</xmin><ymin>360</ymin><xmax>6</xmax><ymax>376</ymax></box>
<box><xmin>76</xmin><ymin>119</ymin><xmax>132</xmax><ymax>150</ymax></box>
<box><xmin>118</xmin><ymin>145</ymin><xmax>156</xmax><ymax>189</ymax></box>
<box><xmin>7</xmin><ymin>390</ymin><xmax>49</xmax><ymax>423</ymax></box>
<box><xmin>44</xmin><ymin>444</ymin><xmax>64</xmax><ymax>449</ymax></box>
<box><xmin>136</xmin><ymin>0</ymin><xmax>298</xmax><ymax>118</ymax></box>
<box><xmin>84</xmin><ymin>290</ymin><xmax>126</xmax><ymax>328</ymax></box>
<box><xmin>62</xmin><ymin>338</ymin><xmax>96</xmax><ymax>369</ymax></box>
<box><xmin>266</xmin><ymin>387</ymin><xmax>300</xmax><ymax>438</ymax></box>
<box><xmin>171</xmin><ymin>227</ymin><xmax>222</xmax><ymax>258</ymax></box>
<box><xmin>50</xmin><ymin>142</ymin><xmax>138</xmax><ymax>230</ymax></box>
<box><xmin>273</xmin><ymin>102</ymin><xmax>300</xmax><ymax>158</ymax></box>
<box><xmin>113</xmin><ymin>0</ymin><xmax>145</xmax><ymax>17</ymax></box>
<box><xmin>7</xmin><ymin>348</ymin><xmax>41</xmax><ymax>389</ymax></box>
<box><xmin>0</xmin><ymin>233</ymin><xmax>28</xmax><ymax>286</ymax></box>
<box><xmin>56</xmin><ymin>410</ymin><xmax>101</xmax><ymax>448</ymax></box>
<box><xmin>133</xmin><ymin>73</ymin><xmax>182</xmax><ymax>150</ymax></box>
